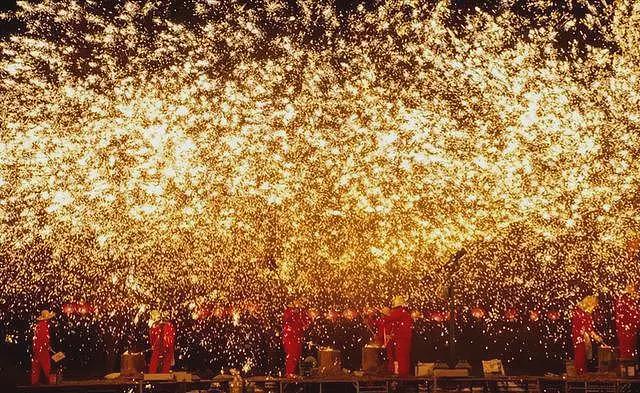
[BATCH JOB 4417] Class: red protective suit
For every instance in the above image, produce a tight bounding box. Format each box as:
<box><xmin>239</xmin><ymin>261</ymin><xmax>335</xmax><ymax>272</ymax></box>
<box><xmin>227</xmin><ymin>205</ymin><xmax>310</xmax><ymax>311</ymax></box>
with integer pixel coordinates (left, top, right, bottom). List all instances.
<box><xmin>385</xmin><ymin>306</ymin><xmax>413</xmax><ymax>376</ymax></box>
<box><xmin>282</xmin><ymin>307</ymin><xmax>311</xmax><ymax>376</ymax></box>
<box><xmin>615</xmin><ymin>294</ymin><xmax>640</xmax><ymax>359</ymax></box>
<box><xmin>148</xmin><ymin>321</ymin><xmax>176</xmax><ymax>373</ymax></box>
<box><xmin>571</xmin><ymin>306</ymin><xmax>596</xmax><ymax>374</ymax></box>
<box><xmin>31</xmin><ymin>320</ymin><xmax>51</xmax><ymax>385</ymax></box>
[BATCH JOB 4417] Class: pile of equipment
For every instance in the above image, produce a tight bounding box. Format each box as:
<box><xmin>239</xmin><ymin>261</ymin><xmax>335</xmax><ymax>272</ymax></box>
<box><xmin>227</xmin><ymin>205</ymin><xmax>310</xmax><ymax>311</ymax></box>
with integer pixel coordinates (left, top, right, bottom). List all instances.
<box><xmin>120</xmin><ymin>351</ymin><xmax>145</xmax><ymax>378</ymax></box>
<box><xmin>362</xmin><ymin>344</ymin><xmax>386</xmax><ymax>374</ymax></box>
<box><xmin>317</xmin><ymin>347</ymin><xmax>342</xmax><ymax>375</ymax></box>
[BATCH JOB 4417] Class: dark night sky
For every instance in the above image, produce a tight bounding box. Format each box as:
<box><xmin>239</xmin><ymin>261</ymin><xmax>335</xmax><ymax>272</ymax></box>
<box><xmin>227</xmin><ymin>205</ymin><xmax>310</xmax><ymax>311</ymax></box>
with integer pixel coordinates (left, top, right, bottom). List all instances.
<box><xmin>0</xmin><ymin>0</ymin><xmax>611</xmax><ymax>56</ymax></box>
<box><xmin>0</xmin><ymin>0</ymin><xmax>18</xmax><ymax>36</ymax></box>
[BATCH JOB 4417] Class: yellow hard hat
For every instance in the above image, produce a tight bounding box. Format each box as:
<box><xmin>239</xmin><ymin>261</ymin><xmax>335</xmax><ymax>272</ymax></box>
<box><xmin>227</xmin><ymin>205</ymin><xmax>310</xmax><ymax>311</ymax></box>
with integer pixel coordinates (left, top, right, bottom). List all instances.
<box><xmin>37</xmin><ymin>310</ymin><xmax>55</xmax><ymax>321</ymax></box>
<box><xmin>149</xmin><ymin>310</ymin><xmax>161</xmax><ymax>322</ymax></box>
<box><xmin>580</xmin><ymin>295</ymin><xmax>598</xmax><ymax>312</ymax></box>
<box><xmin>391</xmin><ymin>295</ymin><xmax>407</xmax><ymax>308</ymax></box>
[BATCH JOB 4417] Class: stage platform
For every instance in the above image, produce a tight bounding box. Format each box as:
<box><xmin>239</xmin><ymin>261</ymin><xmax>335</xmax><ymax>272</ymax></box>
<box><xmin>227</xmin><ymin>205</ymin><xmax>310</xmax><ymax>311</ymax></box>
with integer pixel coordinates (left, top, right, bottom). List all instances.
<box><xmin>16</xmin><ymin>375</ymin><xmax>640</xmax><ymax>393</ymax></box>
<box><xmin>16</xmin><ymin>379</ymin><xmax>213</xmax><ymax>393</ymax></box>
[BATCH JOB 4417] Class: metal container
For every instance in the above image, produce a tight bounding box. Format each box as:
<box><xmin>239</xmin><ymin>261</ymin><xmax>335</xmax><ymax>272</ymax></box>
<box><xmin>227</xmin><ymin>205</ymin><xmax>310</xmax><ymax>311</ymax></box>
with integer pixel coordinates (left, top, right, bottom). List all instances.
<box><xmin>362</xmin><ymin>344</ymin><xmax>385</xmax><ymax>373</ymax></box>
<box><xmin>120</xmin><ymin>352</ymin><xmax>145</xmax><ymax>377</ymax></box>
<box><xmin>565</xmin><ymin>359</ymin><xmax>576</xmax><ymax>377</ymax></box>
<box><xmin>300</xmin><ymin>356</ymin><xmax>317</xmax><ymax>376</ymax></box>
<box><xmin>318</xmin><ymin>347</ymin><xmax>342</xmax><ymax>375</ymax></box>
<box><xmin>619</xmin><ymin>359</ymin><xmax>638</xmax><ymax>378</ymax></box>
<box><xmin>598</xmin><ymin>347</ymin><xmax>618</xmax><ymax>372</ymax></box>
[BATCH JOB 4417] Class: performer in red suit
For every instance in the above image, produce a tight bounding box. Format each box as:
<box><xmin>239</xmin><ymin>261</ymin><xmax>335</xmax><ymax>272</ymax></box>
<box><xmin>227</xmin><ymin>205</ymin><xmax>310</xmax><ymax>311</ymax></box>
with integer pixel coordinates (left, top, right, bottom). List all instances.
<box><xmin>385</xmin><ymin>296</ymin><xmax>413</xmax><ymax>376</ymax></box>
<box><xmin>571</xmin><ymin>295</ymin><xmax>603</xmax><ymax>374</ymax></box>
<box><xmin>148</xmin><ymin>310</ymin><xmax>176</xmax><ymax>374</ymax></box>
<box><xmin>31</xmin><ymin>310</ymin><xmax>55</xmax><ymax>385</ymax></box>
<box><xmin>615</xmin><ymin>283</ymin><xmax>640</xmax><ymax>359</ymax></box>
<box><xmin>282</xmin><ymin>300</ymin><xmax>311</xmax><ymax>377</ymax></box>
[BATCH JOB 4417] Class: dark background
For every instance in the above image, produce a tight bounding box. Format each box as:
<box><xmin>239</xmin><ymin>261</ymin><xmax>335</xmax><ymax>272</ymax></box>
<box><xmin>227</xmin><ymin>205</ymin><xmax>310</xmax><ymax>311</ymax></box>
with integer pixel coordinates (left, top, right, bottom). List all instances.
<box><xmin>0</xmin><ymin>0</ymin><xmax>615</xmax><ymax>54</ymax></box>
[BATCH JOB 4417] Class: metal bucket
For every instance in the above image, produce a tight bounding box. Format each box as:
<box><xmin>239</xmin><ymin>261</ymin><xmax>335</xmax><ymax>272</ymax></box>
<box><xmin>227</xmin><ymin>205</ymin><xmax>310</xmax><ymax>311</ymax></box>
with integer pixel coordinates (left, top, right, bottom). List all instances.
<box><xmin>120</xmin><ymin>352</ymin><xmax>145</xmax><ymax>377</ymax></box>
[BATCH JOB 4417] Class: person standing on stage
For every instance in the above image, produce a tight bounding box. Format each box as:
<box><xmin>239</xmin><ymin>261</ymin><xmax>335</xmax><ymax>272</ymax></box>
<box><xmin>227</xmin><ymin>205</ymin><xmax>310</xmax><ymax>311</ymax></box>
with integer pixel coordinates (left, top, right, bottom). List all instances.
<box><xmin>148</xmin><ymin>310</ymin><xmax>176</xmax><ymax>374</ymax></box>
<box><xmin>31</xmin><ymin>310</ymin><xmax>55</xmax><ymax>385</ymax></box>
<box><xmin>572</xmin><ymin>295</ymin><xmax>604</xmax><ymax>374</ymax></box>
<box><xmin>282</xmin><ymin>299</ymin><xmax>311</xmax><ymax>377</ymax></box>
<box><xmin>385</xmin><ymin>295</ymin><xmax>413</xmax><ymax>376</ymax></box>
<box><xmin>615</xmin><ymin>283</ymin><xmax>640</xmax><ymax>359</ymax></box>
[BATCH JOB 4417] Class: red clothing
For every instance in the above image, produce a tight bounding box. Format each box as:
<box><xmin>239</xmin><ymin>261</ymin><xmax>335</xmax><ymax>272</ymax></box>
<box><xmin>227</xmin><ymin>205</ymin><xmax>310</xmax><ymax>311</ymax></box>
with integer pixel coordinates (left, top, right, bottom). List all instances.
<box><xmin>31</xmin><ymin>320</ymin><xmax>51</xmax><ymax>385</ymax></box>
<box><xmin>615</xmin><ymin>294</ymin><xmax>640</xmax><ymax>359</ymax></box>
<box><xmin>148</xmin><ymin>321</ymin><xmax>176</xmax><ymax>373</ymax></box>
<box><xmin>574</xmin><ymin>342</ymin><xmax>587</xmax><ymax>375</ymax></box>
<box><xmin>282</xmin><ymin>307</ymin><xmax>311</xmax><ymax>375</ymax></box>
<box><xmin>385</xmin><ymin>307</ymin><xmax>413</xmax><ymax>376</ymax></box>
<box><xmin>571</xmin><ymin>307</ymin><xmax>596</xmax><ymax>374</ymax></box>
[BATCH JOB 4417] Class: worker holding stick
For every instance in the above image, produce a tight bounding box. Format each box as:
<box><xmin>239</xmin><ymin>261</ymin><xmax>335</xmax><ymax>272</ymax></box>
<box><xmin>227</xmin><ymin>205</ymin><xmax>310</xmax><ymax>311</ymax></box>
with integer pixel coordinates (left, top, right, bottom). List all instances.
<box><xmin>148</xmin><ymin>310</ymin><xmax>176</xmax><ymax>374</ymax></box>
<box><xmin>571</xmin><ymin>295</ymin><xmax>604</xmax><ymax>374</ymax></box>
<box><xmin>615</xmin><ymin>283</ymin><xmax>640</xmax><ymax>359</ymax></box>
<box><xmin>384</xmin><ymin>296</ymin><xmax>413</xmax><ymax>376</ymax></box>
<box><xmin>31</xmin><ymin>310</ymin><xmax>55</xmax><ymax>385</ymax></box>
<box><xmin>282</xmin><ymin>299</ymin><xmax>311</xmax><ymax>377</ymax></box>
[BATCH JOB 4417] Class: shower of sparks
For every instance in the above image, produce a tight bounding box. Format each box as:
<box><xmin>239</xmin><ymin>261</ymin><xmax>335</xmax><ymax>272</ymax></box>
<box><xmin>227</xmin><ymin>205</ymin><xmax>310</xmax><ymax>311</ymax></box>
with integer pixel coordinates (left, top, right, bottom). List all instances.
<box><xmin>1</xmin><ymin>0</ymin><xmax>640</xmax><ymax>369</ymax></box>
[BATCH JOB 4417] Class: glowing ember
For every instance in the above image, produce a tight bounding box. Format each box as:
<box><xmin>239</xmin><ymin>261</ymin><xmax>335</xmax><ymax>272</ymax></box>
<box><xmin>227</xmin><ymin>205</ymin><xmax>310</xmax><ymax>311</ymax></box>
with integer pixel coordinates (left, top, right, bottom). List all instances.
<box><xmin>471</xmin><ymin>307</ymin><xmax>486</xmax><ymax>319</ymax></box>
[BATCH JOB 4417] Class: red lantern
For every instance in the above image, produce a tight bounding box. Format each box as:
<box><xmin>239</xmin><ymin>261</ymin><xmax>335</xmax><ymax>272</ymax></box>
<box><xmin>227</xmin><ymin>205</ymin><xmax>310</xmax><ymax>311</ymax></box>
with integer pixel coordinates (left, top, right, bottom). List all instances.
<box><xmin>505</xmin><ymin>308</ymin><xmax>518</xmax><ymax>321</ymax></box>
<box><xmin>245</xmin><ymin>303</ymin><xmax>259</xmax><ymax>315</ymax></box>
<box><xmin>471</xmin><ymin>307</ymin><xmax>485</xmax><ymax>319</ymax></box>
<box><xmin>197</xmin><ymin>307</ymin><xmax>212</xmax><ymax>320</ymax></box>
<box><xmin>429</xmin><ymin>311</ymin><xmax>447</xmax><ymax>323</ymax></box>
<box><xmin>77</xmin><ymin>302</ymin><xmax>89</xmax><ymax>315</ymax></box>
<box><xmin>627</xmin><ymin>238</ymin><xmax>640</xmax><ymax>258</ymax></box>
<box><xmin>62</xmin><ymin>303</ymin><xmax>75</xmax><ymax>316</ymax></box>
<box><xmin>547</xmin><ymin>310</ymin><xmax>560</xmax><ymax>321</ymax></box>
<box><xmin>529</xmin><ymin>310</ymin><xmax>540</xmax><ymax>321</ymax></box>
<box><xmin>213</xmin><ymin>307</ymin><xmax>225</xmax><ymax>318</ymax></box>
